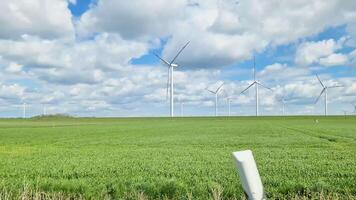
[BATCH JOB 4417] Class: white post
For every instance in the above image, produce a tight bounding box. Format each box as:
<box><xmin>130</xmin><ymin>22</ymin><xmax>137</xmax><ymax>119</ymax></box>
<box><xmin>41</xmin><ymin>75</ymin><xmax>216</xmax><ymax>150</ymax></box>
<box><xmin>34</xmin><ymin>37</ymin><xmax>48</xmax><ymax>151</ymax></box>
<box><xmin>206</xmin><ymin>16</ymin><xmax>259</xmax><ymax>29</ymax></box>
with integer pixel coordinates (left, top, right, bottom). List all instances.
<box><xmin>256</xmin><ymin>83</ymin><xmax>259</xmax><ymax>116</ymax></box>
<box><xmin>325</xmin><ymin>88</ymin><xmax>327</xmax><ymax>116</ymax></box>
<box><xmin>232</xmin><ymin>150</ymin><xmax>265</xmax><ymax>200</ymax></box>
<box><xmin>170</xmin><ymin>66</ymin><xmax>174</xmax><ymax>117</ymax></box>
<box><xmin>215</xmin><ymin>93</ymin><xmax>218</xmax><ymax>117</ymax></box>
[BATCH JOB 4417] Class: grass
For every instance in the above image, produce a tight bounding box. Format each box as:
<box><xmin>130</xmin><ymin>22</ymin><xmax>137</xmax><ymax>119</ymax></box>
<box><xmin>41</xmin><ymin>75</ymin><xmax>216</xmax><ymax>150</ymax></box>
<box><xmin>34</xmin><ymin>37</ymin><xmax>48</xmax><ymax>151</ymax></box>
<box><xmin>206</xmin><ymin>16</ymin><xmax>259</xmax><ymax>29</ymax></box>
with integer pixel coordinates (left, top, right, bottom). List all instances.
<box><xmin>0</xmin><ymin>116</ymin><xmax>355</xmax><ymax>199</ymax></box>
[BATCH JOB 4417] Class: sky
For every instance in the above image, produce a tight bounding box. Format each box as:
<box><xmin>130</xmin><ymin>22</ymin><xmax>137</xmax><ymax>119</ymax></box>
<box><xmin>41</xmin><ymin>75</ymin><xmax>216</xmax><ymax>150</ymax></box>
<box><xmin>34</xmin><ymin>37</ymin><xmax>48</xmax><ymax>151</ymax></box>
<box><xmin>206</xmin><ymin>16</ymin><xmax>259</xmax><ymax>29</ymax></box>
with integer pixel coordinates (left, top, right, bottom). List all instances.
<box><xmin>0</xmin><ymin>0</ymin><xmax>356</xmax><ymax>117</ymax></box>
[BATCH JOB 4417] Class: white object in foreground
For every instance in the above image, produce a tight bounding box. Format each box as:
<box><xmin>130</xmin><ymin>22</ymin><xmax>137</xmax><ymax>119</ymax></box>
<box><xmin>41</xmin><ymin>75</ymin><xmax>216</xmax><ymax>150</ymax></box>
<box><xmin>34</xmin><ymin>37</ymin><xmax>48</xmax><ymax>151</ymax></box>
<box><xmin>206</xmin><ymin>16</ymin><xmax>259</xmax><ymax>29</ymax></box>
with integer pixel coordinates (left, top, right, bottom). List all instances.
<box><xmin>232</xmin><ymin>150</ymin><xmax>266</xmax><ymax>200</ymax></box>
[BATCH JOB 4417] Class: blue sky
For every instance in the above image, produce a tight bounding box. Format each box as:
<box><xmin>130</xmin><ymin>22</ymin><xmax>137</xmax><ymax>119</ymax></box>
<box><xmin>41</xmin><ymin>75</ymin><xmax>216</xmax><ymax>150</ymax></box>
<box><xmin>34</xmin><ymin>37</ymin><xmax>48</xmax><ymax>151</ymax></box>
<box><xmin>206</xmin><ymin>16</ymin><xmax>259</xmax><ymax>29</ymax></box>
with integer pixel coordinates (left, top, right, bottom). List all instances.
<box><xmin>0</xmin><ymin>0</ymin><xmax>355</xmax><ymax>117</ymax></box>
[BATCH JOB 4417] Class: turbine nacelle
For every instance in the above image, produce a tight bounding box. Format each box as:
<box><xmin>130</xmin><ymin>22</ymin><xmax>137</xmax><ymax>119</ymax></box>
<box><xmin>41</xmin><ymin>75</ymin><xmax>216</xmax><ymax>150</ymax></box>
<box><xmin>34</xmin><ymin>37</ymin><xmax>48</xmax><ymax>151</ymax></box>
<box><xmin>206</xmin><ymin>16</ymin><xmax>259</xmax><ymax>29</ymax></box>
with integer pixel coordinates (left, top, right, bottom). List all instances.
<box><xmin>171</xmin><ymin>63</ymin><xmax>178</xmax><ymax>68</ymax></box>
<box><xmin>315</xmin><ymin>74</ymin><xmax>343</xmax><ymax>104</ymax></box>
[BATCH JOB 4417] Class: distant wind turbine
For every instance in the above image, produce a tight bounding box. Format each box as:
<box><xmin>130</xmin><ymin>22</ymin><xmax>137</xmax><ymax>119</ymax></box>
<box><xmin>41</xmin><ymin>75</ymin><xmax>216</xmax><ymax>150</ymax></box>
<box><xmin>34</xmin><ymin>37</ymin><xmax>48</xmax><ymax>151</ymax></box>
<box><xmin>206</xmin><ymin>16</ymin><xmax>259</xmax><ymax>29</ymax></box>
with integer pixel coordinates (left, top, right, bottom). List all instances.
<box><xmin>154</xmin><ymin>41</ymin><xmax>190</xmax><ymax>117</ymax></box>
<box><xmin>315</xmin><ymin>74</ymin><xmax>343</xmax><ymax>116</ymax></box>
<box><xmin>279</xmin><ymin>95</ymin><xmax>287</xmax><ymax>116</ymax></box>
<box><xmin>351</xmin><ymin>103</ymin><xmax>356</xmax><ymax>113</ymax></box>
<box><xmin>223</xmin><ymin>90</ymin><xmax>236</xmax><ymax>117</ymax></box>
<box><xmin>206</xmin><ymin>82</ymin><xmax>224</xmax><ymax>116</ymax></box>
<box><xmin>180</xmin><ymin>102</ymin><xmax>184</xmax><ymax>117</ymax></box>
<box><xmin>23</xmin><ymin>103</ymin><xmax>26</xmax><ymax>118</ymax></box>
<box><xmin>43</xmin><ymin>104</ymin><xmax>47</xmax><ymax>116</ymax></box>
<box><xmin>227</xmin><ymin>97</ymin><xmax>233</xmax><ymax>117</ymax></box>
<box><xmin>241</xmin><ymin>56</ymin><xmax>273</xmax><ymax>116</ymax></box>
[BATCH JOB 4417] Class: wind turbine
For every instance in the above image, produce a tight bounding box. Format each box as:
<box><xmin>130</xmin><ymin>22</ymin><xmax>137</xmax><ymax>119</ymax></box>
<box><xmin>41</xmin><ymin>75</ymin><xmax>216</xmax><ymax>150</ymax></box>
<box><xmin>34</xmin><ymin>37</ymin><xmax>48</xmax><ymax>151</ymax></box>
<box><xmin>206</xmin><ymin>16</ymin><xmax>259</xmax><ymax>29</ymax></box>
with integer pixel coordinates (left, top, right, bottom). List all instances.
<box><xmin>180</xmin><ymin>102</ymin><xmax>184</xmax><ymax>117</ymax></box>
<box><xmin>280</xmin><ymin>96</ymin><xmax>286</xmax><ymax>116</ymax></box>
<box><xmin>42</xmin><ymin>104</ymin><xmax>47</xmax><ymax>116</ymax></box>
<box><xmin>351</xmin><ymin>103</ymin><xmax>356</xmax><ymax>114</ymax></box>
<box><xmin>314</xmin><ymin>74</ymin><xmax>343</xmax><ymax>116</ymax></box>
<box><xmin>22</xmin><ymin>103</ymin><xmax>26</xmax><ymax>118</ymax></box>
<box><xmin>227</xmin><ymin>97</ymin><xmax>233</xmax><ymax>116</ymax></box>
<box><xmin>206</xmin><ymin>82</ymin><xmax>224</xmax><ymax>116</ymax></box>
<box><xmin>241</xmin><ymin>56</ymin><xmax>273</xmax><ymax>116</ymax></box>
<box><xmin>223</xmin><ymin>90</ymin><xmax>235</xmax><ymax>117</ymax></box>
<box><xmin>342</xmin><ymin>110</ymin><xmax>348</xmax><ymax>119</ymax></box>
<box><xmin>154</xmin><ymin>41</ymin><xmax>190</xmax><ymax>117</ymax></box>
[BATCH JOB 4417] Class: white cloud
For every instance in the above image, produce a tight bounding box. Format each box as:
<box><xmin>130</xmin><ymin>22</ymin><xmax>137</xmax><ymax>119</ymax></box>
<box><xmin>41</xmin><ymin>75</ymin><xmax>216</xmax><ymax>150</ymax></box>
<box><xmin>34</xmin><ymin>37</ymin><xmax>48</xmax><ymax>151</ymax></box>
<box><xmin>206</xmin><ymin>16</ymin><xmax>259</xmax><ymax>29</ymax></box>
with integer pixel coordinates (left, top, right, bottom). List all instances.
<box><xmin>0</xmin><ymin>33</ymin><xmax>149</xmax><ymax>84</ymax></box>
<box><xmin>319</xmin><ymin>53</ymin><xmax>348</xmax><ymax>67</ymax></box>
<box><xmin>0</xmin><ymin>0</ymin><xmax>74</xmax><ymax>40</ymax></box>
<box><xmin>0</xmin><ymin>84</ymin><xmax>25</xmax><ymax>101</ymax></box>
<box><xmin>295</xmin><ymin>38</ymin><xmax>352</xmax><ymax>67</ymax></box>
<box><xmin>5</xmin><ymin>62</ymin><xmax>23</xmax><ymax>73</ymax></box>
<box><xmin>0</xmin><ymin>0</ymin><xmax>355</xmax><ymax>117</ymax></box>
<box><xmin>77</xmin><ymin>0</ymin><xmax>187</xmax><ymax>40</ymax></box>
<box><xmin>77</xmin><ymin>0</ymin><xmax>356</xmax><ymax>68</ymax></box>
<box><xmin>295</xmin><ymin>39</ymin><xmax>340</xmax><ymax>65</ymax></box>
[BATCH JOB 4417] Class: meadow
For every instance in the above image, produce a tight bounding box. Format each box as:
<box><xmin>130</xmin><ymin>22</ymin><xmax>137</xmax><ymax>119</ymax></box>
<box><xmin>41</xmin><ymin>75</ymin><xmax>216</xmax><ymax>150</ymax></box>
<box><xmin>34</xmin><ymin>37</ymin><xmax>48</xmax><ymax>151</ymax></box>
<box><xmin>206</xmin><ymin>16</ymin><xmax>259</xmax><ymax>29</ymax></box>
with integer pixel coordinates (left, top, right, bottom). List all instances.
<box><xmin>0</xmin><ymin>116</ymin><xmax>355</xmax><ymax>199</ymax></box>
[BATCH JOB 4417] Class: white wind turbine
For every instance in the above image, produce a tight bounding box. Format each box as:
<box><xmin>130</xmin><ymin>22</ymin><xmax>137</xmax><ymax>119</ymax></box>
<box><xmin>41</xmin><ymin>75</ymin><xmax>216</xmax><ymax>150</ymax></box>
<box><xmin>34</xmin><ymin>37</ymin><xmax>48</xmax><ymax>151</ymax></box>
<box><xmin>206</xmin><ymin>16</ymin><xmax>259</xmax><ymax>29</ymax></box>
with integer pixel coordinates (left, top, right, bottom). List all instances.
<box><xmin>350</xmin><ymin>103</ymin><xmax>356</xmax><ymax>114</ymax></box>
<box><xmin>22</xmin><ymin>103</ymin><xmax>26</xmax><ymax>118</ymax></box>
<box><xmin>180</xmin><ymin>101</ymin><xmax>184</xmax><ymax>117</ymax></box>
<box><xmin>227</xmin><ymin>97</ymin><xmax>233</xmax><ymax>117</ymax></box>
<box><xmin>315</xmin><ymin>74</ymin><xmax>343</xmax><ymax>116</ymax></box>
<box><xmin>280</xmin><ymin>95</ymin><xmax>287</xmax><ymax>116</ymax></box>
<box><xmin>154</xmin><ymin>41</ymin><xmax>190</xmax><ymax>117</ymax></box>
<box><xmin>206</xmin><ymin>82</ymin><xmax>224</xmax><ymax>116</ymax></box>
<box><xmin>178</xmin><ymin>97</ymin><xmax>184</xmax><ymax>117</ymax></box>
<box><xmin>222</xmin><ymin>90</ymin><xmax>236</xmax><ymax>117</ymax></box>
<box><xmin>42</xmin><ymin>104</ymin><xmax>47</xmax><ymax>116</ymax></box>
<box><xmin>241</xmin><ymin>57</ymin><xmax>273</xmax><ymax>116</ymax></box>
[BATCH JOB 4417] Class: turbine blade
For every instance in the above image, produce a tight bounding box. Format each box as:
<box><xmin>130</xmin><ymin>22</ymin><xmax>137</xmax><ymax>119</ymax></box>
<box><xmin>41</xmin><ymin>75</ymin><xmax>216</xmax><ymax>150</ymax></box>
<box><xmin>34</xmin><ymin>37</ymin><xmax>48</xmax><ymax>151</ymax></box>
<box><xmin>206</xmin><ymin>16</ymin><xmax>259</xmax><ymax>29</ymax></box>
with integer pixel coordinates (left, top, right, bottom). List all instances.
<box><xmin>153</xmin><ymin>53</ymin><xmax>171</xmax><ymax>66</ymax></box>
<box><xmin>216</xmin><ymin>82</ymin><xmax>224</xmax><ymax>93</ymax></box>
<box><xmin>315</xmin><ymin>88</ymin><xmax>326</xmax><ymax>104</ymax></box>
<box><xmin>170</xmin><ymin>41</ymin><xmax>190</xmax><ymax>65</ymax></box>
<box><xmin>328</xmin><ymin>85</ymin><xmax>343</xmax><ymax>88</ymax></box>
<box><xmin>257</xmin><ymin>82</ymin><xmax>273</xmax><ymax>91</ymax></box>
<box><xmin>240</xmin><ymin>82</ymin><xmax>255</xmax><ymax>94</ymax></box>
<box><xmin>316</xmin><ymin>74</ymin><xmax>325</xmax><ymax>88</ymax></box>
<box><xmin>205</xmin><ymin>88</ymin><xmax>215</xmax><ymax>94</ymax></box>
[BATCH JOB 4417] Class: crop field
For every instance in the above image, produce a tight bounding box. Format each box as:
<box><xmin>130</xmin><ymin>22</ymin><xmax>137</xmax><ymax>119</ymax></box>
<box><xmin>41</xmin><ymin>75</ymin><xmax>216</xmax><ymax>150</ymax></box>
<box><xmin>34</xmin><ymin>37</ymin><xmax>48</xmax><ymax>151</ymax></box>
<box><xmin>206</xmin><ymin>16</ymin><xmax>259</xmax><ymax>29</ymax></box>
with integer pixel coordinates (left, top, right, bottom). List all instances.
<box><xmin>0</xmin><ymin>116</ymin><xmax>355</xmax><ymax>199</ymax></box>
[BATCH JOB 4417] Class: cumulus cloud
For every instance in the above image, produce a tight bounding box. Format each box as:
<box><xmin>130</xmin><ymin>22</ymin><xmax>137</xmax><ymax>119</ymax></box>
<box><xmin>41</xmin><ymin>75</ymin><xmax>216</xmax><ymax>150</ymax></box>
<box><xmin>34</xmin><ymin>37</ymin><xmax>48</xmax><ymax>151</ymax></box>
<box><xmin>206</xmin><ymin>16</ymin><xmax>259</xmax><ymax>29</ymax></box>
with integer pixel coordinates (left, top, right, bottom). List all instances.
<box><xmin>163</xmin><ymin>0</ymin><xmax>356</xmax><ymax>68</ymax></box>
<box><xmin>0</xmin><ymin>33</ymin><xmax>149</xmax><ymax>84</ymax></box>
<box><xmin>0</xmin><ymin>0</ymin><xmax>74</xmax><ymax>40</ymax></box>
<box><xmin>77</xmin><ymin>0</ymin><xmax>187</xmax><ymax>40</ymax></box>
<box><xmin>77</xmin><ymin>0</ymin><xmax>356</xmax><ymax>68</ymax></box>
<box><xmin>319</xmin><ymin>53</ymin><xmax>348</xmax><ymax>66</ymax></box>
<box><xmin>0</xmin><ymin>0</ymin><xmax>355</xmax><ymax>117</ymax></box>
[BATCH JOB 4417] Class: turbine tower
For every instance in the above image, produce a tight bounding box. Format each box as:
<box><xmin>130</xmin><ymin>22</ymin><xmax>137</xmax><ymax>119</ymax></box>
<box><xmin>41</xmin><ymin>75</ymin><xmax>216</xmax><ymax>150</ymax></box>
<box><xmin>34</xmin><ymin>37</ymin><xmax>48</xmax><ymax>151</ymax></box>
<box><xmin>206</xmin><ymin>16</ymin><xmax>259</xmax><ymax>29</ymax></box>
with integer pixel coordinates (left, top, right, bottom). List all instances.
<box><xmin>227</xmin><ymin>97</ymin><xmax>233</xmax><ymax>117</ymax></box>
<box><xmin>180</xmin><ymin>102</ymin><xmax>184</xmax><ymax>117</ymax></box>
<box><xmin>206</xmin><ymin>82</ymin><xmax>224</xmax><ymax>116</ymax></box>
<box><xmin>315</xmin><ymin>74</ymin><xmax>343</xmax><ymax>116</ymax></box>
<box><xmin>22</xmin><ymin>103</ymin><xmax>26</xmax><ymax>118</ymax></box>
<box><xmin>43</xmin><ymin>104</ymin><xmax>47</xmax><ymax>116</ymax></box>
<box><xmin>154</xmin><ymin>41</ymin><xmax>190</xmax><ymax>117</ymax></box>
<box><xmin>241</xmin><ymin>56</ymin><xmax>273</xmax><ymax>116</ymax></box>
<box><xmin>224</xmin><ymin>93</ymin><xmax>236</xmax><ymax>117</ymax></box>
<box><xmin>280</xmin><ymin>96</ymin><xmax>286</xmax><ymax>116</ymax></box>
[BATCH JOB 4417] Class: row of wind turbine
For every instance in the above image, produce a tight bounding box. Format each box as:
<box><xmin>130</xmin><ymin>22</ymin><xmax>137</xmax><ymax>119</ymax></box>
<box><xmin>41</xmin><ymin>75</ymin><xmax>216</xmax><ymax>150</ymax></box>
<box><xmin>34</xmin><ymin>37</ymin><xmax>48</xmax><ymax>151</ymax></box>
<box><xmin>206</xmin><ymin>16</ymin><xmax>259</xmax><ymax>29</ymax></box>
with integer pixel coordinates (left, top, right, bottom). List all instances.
<box><xmin>155</xmin><ymin>44</ymin><xmax>349</xmax><ymax>117</ymax></box>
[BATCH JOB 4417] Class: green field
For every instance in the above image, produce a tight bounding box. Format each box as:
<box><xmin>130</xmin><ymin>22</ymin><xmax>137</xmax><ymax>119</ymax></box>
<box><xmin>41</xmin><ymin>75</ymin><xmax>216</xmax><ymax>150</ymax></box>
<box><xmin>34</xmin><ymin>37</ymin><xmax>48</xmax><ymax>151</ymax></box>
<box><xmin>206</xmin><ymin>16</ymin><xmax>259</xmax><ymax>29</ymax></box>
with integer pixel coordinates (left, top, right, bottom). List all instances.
<box><xmin>0</xmin><ymin>116</ymin><xmax>355</xmax><ymax>199</ymax></box>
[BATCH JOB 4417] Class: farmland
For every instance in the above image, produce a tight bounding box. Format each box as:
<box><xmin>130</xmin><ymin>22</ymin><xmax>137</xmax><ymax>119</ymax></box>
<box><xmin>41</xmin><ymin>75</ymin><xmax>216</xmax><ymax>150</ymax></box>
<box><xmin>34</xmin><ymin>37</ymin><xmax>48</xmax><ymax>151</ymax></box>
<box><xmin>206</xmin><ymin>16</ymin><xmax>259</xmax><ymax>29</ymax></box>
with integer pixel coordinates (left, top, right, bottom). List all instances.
<box><xmin>0</xmin><ymin>116</ymin><xmax>355</xmax><ymax>199</ymax></box>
